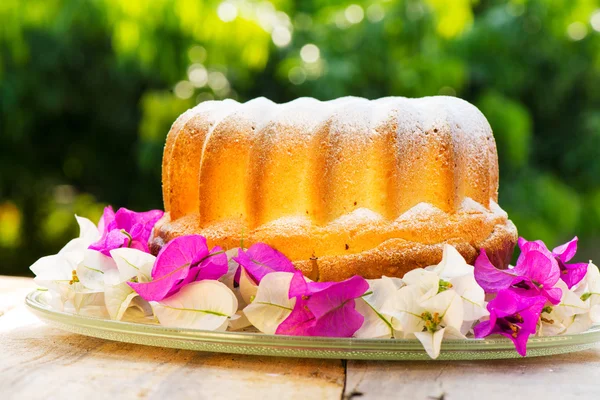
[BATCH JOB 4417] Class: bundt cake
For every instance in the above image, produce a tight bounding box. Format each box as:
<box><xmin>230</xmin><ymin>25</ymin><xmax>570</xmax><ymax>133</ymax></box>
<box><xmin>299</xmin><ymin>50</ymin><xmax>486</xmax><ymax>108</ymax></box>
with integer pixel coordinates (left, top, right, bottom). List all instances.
<box><xmin>151</xmin><ymin>96</ymin><xmax>517</xmax><ymax>281</ymax></box>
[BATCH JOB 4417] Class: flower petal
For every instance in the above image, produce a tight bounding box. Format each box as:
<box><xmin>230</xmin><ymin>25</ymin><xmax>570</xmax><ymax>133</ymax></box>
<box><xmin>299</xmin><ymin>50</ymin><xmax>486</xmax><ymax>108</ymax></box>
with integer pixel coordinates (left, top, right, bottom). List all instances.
<box><xmin>354</xmin><ymin>298</ymin><xmax>393</xmax><ymax>339</ymax></box>
<box><xmin>429</xmin><ymin>244</ymin><xmax>473</xmax><ymax>279</ymax></box>
<box><xmin>239</xmin><ymin>267</ymin><xmax>258</xmax><ymax>306</ymax></box>
<box><xmin>414</xmin><ymin>327</ymin><xmax>446</xmax><ymax>359</ymax></box>
<box><xmin>151</xmin><ymin>280</ymin><xmax>237</xmax><ymax>330</ymax></box>
<box><xmin>243</xmin><ymin>272</ymin><xmax>296</xmax><ymax>334</ymax></box>
<box><xmin>552</xmin><ymin>237</ymin><xmax>579</xmax><ymax>263</ymax></box>
<box><xmin>77</xmin><ymin>250</ymin><xmax>117</xmax><ymax>291</ymax></box>
<box><xmin>308</xmin><ymin>299</ymin><xmax>364</xmax><ymax>337</ymax></box>
<box><xmin>104</xmin><ymin>282</ymin><xmax>137</xmax><ymax>320</ymax></box>
<box><xmin>109</xmin><ymin>247</ymin><xmax>156</xmax><ymax>283</ymax></box>
<box><xmin>474</xmin><ymin>249</ymin><xmax>516</xmax><ymax>293</ymax></box>
<box><xmin>275</xmin><ymin>297</ymin><xmax>315</xmax><ymax>336</ymax></box>
<box><xmin>233</xmin><ymin>243</ymin><xmax>295</xmax><ymax>283</ymax></box>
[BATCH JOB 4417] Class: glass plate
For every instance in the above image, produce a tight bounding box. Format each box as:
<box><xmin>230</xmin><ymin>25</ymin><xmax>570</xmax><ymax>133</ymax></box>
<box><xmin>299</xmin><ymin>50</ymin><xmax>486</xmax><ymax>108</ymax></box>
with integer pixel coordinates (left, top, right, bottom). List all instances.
<box><xmin>25</xmin><ymin>290</ymin><xmax>600</xmax><ymax>361</ymax></box>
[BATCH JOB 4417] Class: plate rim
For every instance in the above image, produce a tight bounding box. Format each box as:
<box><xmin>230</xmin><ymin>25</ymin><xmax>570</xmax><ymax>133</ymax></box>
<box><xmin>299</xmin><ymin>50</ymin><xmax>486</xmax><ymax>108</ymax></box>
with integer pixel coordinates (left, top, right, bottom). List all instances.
<box><xmin>25</xmin><ymin>290</ymin><xmax>600</xmax><ymax>359</ymax></box>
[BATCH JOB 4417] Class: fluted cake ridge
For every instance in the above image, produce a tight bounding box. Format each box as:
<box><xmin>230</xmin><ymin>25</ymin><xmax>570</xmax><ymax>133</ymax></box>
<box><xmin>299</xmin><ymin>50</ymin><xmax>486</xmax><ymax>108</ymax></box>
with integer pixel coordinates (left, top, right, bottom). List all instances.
<box><xmin>153</xmin><ymin>96</ymin><xmax>517</xmax><ymax>281</ymax></box>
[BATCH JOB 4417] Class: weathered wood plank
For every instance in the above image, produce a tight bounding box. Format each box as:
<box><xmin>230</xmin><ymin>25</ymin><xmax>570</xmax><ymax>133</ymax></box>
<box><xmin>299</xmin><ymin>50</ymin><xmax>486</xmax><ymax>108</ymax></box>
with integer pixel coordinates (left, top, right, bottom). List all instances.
<box><xmin>0</xmin><ymin>275</ymin><xmax>37</xmax><ymax>317</ymax></box>
<box><xmin>345</xmin><ymin>349</ymin><xmax>600</xmax><ymax>400</ymax></box>
<box><xmin>0</xmin><ymin>304</ymin><xmax>345</xmax><ymax>400</ymax></box>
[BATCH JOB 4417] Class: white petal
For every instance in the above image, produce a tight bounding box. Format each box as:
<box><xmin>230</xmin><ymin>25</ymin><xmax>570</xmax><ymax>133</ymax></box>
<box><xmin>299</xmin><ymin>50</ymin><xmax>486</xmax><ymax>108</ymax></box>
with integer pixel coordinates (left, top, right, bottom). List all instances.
<box><xmin>428</xmin><ymin>244</ymin><xmax>473</xmax><ymax>279</ymax></box>
<box><xmin>75</xmin><ymin>215</ymin><xmax>100</xmax><ymax>242</ymax></box>
<box><xmin>555</xmin><ymin>289</ymin><xmax>589</xmax><ymax>319</ymax></box>
<box><xmin>243</xmin><ymin>272</ymin><xmax>295</xmax><ymax>334</ymax></box>
<box><xmin>59</xmin><ymin>216</ymin><xmax>100</xmax><ymax>254</ymax></box>
<box><xmin>402</xmin><ymin>269</ymin><xmax>439</xmax><ymax>298</ymax></box>
<box><xmin>443</xmin><ymin>325</ymin><xmax>466</xmax><ymax>339</ymax></box>
<box><xmin>152</xmin><ymin>280</ymin><xmax>238</xmax><ymax>330</ymax></box>
<box><xmin>450</xmin><ymin>275</ymin><xmax>488</xmax><ymax>321</ymax></box>
<box><xmin>565</xmin><ymin>313</ymin><xmax>594</xmax><ymax>334</ymax></box>
<box><xmin>353</xmin><ymin>298</ymin><xmax>393</xmax><ymax>338</ymax></box>
<box><xmin>30</xmin><ymin>254</ymin><xmax>74</xmax><ymax>282</ymax></box>
<box><xmin>414</xmin><ymin>327</ymin><xmax>446</xmax><ymax>359</ymax></box>
<box><xmin>590</xmin><ymin>305</ymin><xmax>600</xmax><ymax>323</ymax></box>
<box><xmin>228</xmin><ymin>311</ymin><xmax>252</xmax><ymax>331</ymax></box>
<box><xmin>110</xmin><ymin>247</ymin><xmax>156</xmax><ymax>283</ymax></box>
<box><xmin>220</xmin><ymin>248</ymin><xmax>241</xmax><ymax>289</ymax></box>
<box><xmin>77</xmin><ymin>250</ymin><xmax>117</xmax><ymax>291</ymax></box>
<box><xmin>381</xmin><ymin>285</ymin><xmax>425</xmax><ymax>334</ymax></box>
<box><xmin>364</xmin><ymin>276</ymin><xmax>401</xmax><ymax>310</ymax></box>
<box><xmin>104</xmin><ymin>283</ymin><xmax>137</xmax><ymax>320</ymax></box>
<box><xmin>421</xmin><ymin>290</ymin><xmax>464</xmax><ymax>331</ymax></box>
<box><xmin>239</xmin><ymin>267</ymin><xmax>258</xmax><ymax>305</ymax></box>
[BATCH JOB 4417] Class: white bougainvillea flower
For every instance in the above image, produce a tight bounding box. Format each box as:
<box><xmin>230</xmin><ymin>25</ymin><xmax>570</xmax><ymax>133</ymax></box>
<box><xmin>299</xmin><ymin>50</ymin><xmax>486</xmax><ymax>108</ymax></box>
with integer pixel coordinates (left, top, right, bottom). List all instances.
<box><xmin>228</xmin><ymin>311</ymin><xmax>252</xmax><ymax>331</ymax></box>
<box><xmin>151</xmin><ymin>280</ymin><xmax>238</xmax><ymax>330</ymax></box>
<box><xmin>382</xmin><ymin>276</ymin><xmax>464</xmax><ymax>359</ymax></box>
<box><xmin>243</xmin><ymin>272</ymin><xmax>296</xmax><ymax>334</ymax></box>
<box><xmin>219</xmin><ymin>248</ymin><xmax>246</xmax><ymax>310</ymax></box>
<box><xmin>30</xmin><ymin>216</ymin><xmax>103</xmax><ymax>313</ymax></box>
<box><xmin>30</xmin><ymin>216</ymin><xmax>99</xmax><ymax>285</ymax></box>
<box><xmin>426</xmin><ymin>245</ymin><xmax>488</xmax><ymax>325</ymax></box>
<box><xmin>101</xmin><ymin>248</ymin><xmax>156</xmax><ymax>320</ymax></box>
<box><xmin>547</xmin><ymin>262</ymin><xmax>600</xmax><ymax>334</ymax></box>
<box><xmin>239</xmin><ymin>267</ymin><xmax>259</xmax><ymax>306</ymax></box>
<box><xmin>538</xmin><ymin>279</ymin><xmax>589</xmax><ymax>336</ymax></box>
<box><xmin>110</xmin><ymin>247</ymin><xmax>155</xmax><ymax>283</ymax></box>
<box><xmin>354</xmin><ymin>277</ymin><xmax>400</xmax><ymax>339</ymax></box>
<box><xmin>77</xmin><ymin>249</ymin><xmax>118</xmax><ymax>291</ymax></box>
<box><xmin>576</xmin><ymin>262</ymin><xmax>600</xmax><ymax>321</ymax></box>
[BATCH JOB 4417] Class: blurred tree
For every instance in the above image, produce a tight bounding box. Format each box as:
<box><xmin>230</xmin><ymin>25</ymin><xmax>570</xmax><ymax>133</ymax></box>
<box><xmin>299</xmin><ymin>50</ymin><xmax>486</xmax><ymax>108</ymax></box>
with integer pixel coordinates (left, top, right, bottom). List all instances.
<box><xmin>1</xmin><ymin>0</ymin><xmax>599</xmax><ymax>275</ymax></box>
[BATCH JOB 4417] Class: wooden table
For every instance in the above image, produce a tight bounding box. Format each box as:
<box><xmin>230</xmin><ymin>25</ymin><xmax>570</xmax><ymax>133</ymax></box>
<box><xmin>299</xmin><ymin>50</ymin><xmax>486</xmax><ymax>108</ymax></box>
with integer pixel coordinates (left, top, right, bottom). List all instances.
<box><xmin>2</xmin><ymin>275</ymin><xmax>599</xmax><ymax>400</ymax></box>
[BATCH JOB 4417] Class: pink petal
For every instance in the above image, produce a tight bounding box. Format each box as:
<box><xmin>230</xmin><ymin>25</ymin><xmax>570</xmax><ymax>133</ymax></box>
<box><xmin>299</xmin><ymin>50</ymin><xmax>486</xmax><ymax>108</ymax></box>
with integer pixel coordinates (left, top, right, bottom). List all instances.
<box><xmin>129</xmin><ymin>235</ymin><xmax>209</xmax><ymax>301</ymax></box>
<box><xmin>115</xmin><ymin>208</ymin><xmax>163</xmax><ymax>243</ymax></box>
<box><xmin>473</xmin><ymin>319</ymin><xmax>495</xmax><ymax>338</ymax></box>
<box><xmin>128</xmin><ymin>264</ymin><xmax>190</xmax><ymax>302</ymax></box>
<box><xmin>306</xmin><ymin>276</ymin><xmax>369</xmax><ymax>319</ymax></box>
<box><xmin>194</xmin><ymin>247</ymin><xmax>228</xmax><ymax>281</ymax></box>
<box><xmin>88</xmin><ymin>229</ymin><xmax>129</xmax><ymax>256</ymax></box>
<box><xmin>97</xmin><ymin>206</ymin><xmax>116</xmax><ymax>234</ymax></box>
<box><xmin>233</xmin><ymin>243</ymin><xmax>295</xmax><ymax>283</ymax></box>
<box><xmin>288</xmin><ymin>270</ymin><xmax>309</xmax><ymax>298</ymax></box>
<box><xmin>518</xmin><ymin>250</ymin><xmax>560</xmax><ymax>288</ymax></box>
<box><xmin>308</xmin><ymin>299</ymin><xmax>364</xmax><ymax>338</ymax></box>
<box><xmin>516</xmin><ymin>237</ymin><xmax>550</xmax><ymax>270</ymax></box>
<box><xmin>152</xmin><ymin>235</ymin><xmax>209</xmax><ymax>279</ymax></box>
<box><xmin>474</xmin><ymin>249</ymin><xmax>517</xmax><ymax>293</ymax></box>
<box><xmin>552</xmin><ymin>237</ymin><xmax>578</xmax><ymax>263</ymax></box>
<box><xmin>275</xmin><ymin>297</ymin><xmax>315</xmax><ymax>336</ymax></box>
<box><xmin>560</xmin><ymin>262</ymin><xmax>589</xmax><ymax>289</ymax></box>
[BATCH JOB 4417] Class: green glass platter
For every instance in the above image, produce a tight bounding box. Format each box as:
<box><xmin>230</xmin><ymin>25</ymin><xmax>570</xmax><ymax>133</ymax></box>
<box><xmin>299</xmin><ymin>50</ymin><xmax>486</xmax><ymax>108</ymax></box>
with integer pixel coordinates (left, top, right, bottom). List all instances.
<box><xmin>25</xmin><ymin>290</ymin><xmax>600</xmax><ymax>361</ymax></box>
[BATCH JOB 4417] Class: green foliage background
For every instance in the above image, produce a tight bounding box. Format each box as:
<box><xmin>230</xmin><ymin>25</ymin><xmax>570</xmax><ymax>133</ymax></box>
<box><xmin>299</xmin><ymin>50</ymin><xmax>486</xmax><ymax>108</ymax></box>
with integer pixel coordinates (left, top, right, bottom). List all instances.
<box><xmin>1</xmin><ymin>0</ymin><xmax>599</xmax><ymax>275</ymax></box>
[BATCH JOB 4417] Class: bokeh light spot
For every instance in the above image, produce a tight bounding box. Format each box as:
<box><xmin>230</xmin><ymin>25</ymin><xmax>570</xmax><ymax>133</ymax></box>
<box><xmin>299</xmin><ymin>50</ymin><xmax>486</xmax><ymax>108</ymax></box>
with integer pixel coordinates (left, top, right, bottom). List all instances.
<box><xmin>366</xmin><ymin>4</ymin><xmax>385</xmax><ymax>23</ymax></box>
<box><xmin>345</xmin><ymin>5</ymin><xmax>365</xmax><ymax>24</ymax></box>
<box><xmin>567</xmin><ymin>22</ymin><xmax>588</xmax><ymax>41</ymax></box>
<box><xmin>272</xmin><ymin>26</ymin><xmax>292</xmax><ymax>47</ymax></box>
<box><xmin>300</xmin><ymin>44</ymin><xmax>320</xmax><ymax>63</ymax></box>
<box><xmin>591</xmin><ymin>10</ymin><xmax>600</xmax><ymax>32</ymax></box>
<box><xmin>188</xmin><ymin>45</ymin><xmax>207</xmax><ymax>63</ymax></box>
<box><xmin>217</xmin><ymin>2</ymin><xmax>238</xmax><ymax>22</ymax></box>
<box><xmin>174</xmin><ymin>81</ymin><xmax>195</xmax><ymax>99</ymax></box>
<box><xmin>188</xmin><ymin>64</ymin><xmax>208</xmax><ymax>87</ymax></box>
<box><xmin>288</xmin><ymin>67</ymin><xmax>307</xmax><ymax>85</ymax></box>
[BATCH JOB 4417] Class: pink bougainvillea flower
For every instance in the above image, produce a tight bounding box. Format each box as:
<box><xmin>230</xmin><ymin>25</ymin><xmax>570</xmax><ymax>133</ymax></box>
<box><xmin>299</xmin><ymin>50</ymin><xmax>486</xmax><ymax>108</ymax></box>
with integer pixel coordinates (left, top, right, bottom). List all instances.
<box><xmin>474</xmin><ymin>248</ymin><xmax>562</xmax><ymax>304</ymax></box>
<box><xmin>233</xmin><ymin>243</ymin><xmax>296</xmax><ymax>284</ymax></box>
<box><xmin>474</xmin><ymin>289</ymin><xmax>546</xmax><ymax>356</ymax></box>
<box><xmin>128</xmin><ymin>235</ymin><xmax>227</xmax><ymax>301</ymax></box>
<box><xmin>518</xmin><ymin>237</ymin><xmax>588</xmax><ymax>289</ymax></box>
<box><xmin>89</xmin><ymin>206</ymin><xmax>163</xmax><ymax>256</ymax></box>
<box><xmin>276</xmin><ymin>272</ymin><xmax>369</xmax><ymax>337</ymax></box>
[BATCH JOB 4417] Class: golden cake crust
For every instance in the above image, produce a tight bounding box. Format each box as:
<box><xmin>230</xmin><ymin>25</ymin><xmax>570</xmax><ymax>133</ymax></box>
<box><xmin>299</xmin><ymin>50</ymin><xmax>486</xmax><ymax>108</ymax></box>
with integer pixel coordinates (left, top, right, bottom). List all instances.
<box><xmin>153</xmin><ymin>96</ymin><xmax>517</xmax><ymax>281</ymax></box>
